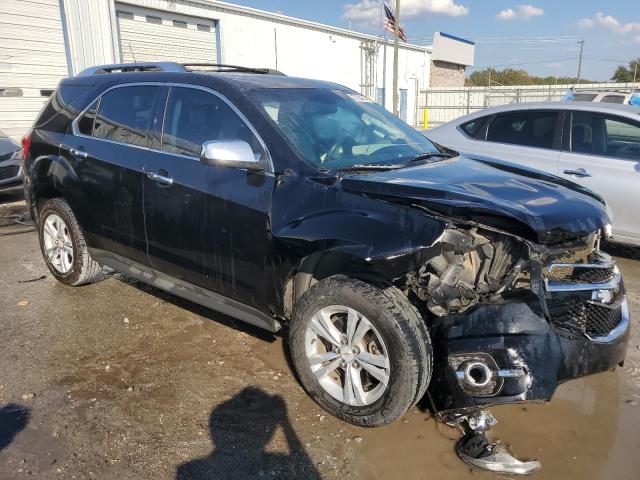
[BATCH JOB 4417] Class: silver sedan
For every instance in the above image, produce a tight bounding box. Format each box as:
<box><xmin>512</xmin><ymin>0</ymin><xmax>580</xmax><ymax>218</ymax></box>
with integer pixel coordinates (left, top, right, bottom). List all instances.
<box><xmin>425</xmin><ymin>102</ymin><xmax>640</xmax><ymax>246</ymax></box>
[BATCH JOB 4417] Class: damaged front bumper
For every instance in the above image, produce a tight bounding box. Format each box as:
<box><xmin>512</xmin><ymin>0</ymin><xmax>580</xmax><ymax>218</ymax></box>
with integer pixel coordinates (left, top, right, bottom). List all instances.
<box><xmin>428</xmin><ymin>251</ymin><xmax>631</xmax><ymax>411</ymax></box>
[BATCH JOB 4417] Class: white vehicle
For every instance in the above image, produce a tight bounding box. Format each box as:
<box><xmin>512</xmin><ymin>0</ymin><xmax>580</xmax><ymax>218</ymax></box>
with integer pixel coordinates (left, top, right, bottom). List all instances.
<box><xmin>564</xmin><ymin>90</ymin><xmax>639</xmax><ymax>105</ymax></box>
<box><xmin>426</xmin><ymin>102</ymin><xmax>640</xmax><ymax>246</ymax></box>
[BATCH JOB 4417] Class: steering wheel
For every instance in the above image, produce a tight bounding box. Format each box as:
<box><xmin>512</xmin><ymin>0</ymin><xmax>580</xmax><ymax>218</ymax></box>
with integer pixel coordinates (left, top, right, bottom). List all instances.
<box><xmin>323</xmin><ymin>138</ymin><xmax>356</xmax><ymax>166</ymax></box>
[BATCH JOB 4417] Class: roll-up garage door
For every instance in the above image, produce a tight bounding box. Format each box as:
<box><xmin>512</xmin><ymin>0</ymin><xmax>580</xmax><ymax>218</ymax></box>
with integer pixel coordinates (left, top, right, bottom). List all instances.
<box><xmin>116</xmin><ymin>5</ymin><xmax>218</xmax><ymax>65</ymax></box>
<box><xmin>0</xmin><ymin>0</ymin><xmax>69</xmax><ymax>141</ymax></box>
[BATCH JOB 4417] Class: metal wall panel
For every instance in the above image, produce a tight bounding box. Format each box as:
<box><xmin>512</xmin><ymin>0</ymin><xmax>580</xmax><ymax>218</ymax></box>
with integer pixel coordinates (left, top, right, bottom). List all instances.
<box><xmin>115</xmin><ymin>4</ymin><xmax>217</xmax><ymax>64</ymax></box>
<box><xmin>62</xmin><ymin>0</ymin><xmax>120</xmax><ymax>74</ymax></box>
<box><xmin>0</xmin><ymin>0</ymin><xmax>69</xmax><ymax>140</ymax></box>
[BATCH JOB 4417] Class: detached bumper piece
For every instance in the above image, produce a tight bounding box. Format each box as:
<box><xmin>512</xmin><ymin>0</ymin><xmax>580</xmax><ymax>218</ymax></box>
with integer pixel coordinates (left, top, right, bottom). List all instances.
<box><xmin>456</xmin><ymin>432</ymin><xmax>541</xmax><ymax>475</ymax></box>
<box><xmin>445</xmin><ymin>410</ymin><xmax>541</xmax><ymax>475</ymax></box>
<box><xmin>428</xmin><ymin>252</ymin><xmax>630</xmax><ymax>411</ymax></box>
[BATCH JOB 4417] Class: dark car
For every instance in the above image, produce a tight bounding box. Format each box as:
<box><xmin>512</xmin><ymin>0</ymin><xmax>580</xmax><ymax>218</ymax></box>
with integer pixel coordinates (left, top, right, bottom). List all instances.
<box><xmin>0</xmin><ymin>129</ymin><xmax>23</xmax><ymax>195</ymax></box>
<box><xmin>23</xmin><ymin>63</ymin><xmax>629</xmax><ymax>437</ymax></box>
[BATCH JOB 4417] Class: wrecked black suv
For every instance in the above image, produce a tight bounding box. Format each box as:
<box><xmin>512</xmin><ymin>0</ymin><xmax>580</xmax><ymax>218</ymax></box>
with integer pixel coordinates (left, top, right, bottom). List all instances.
<box><xmin>24</xmin><ymin>63</ymin><xmax>629</xmax><ymax>465</ymax></box>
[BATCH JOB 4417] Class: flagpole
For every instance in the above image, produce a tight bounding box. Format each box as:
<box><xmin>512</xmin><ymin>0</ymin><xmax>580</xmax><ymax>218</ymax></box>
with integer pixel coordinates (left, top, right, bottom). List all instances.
<box><xmin>392</xmin><ymin>0</ymin><xmax>401</xmax><ymax>116</ymax></box>
<box><xmin>381</xmin><ymin>1</ymin><xmax>387</xmax><ymax>108</ymax></box>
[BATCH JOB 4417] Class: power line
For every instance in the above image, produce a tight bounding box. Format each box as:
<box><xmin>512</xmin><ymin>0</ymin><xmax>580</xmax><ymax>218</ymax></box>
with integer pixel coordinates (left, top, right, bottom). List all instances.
<box><xmin>584</xmin><ymin>56</ymin><xmax>637</xmax><ymax>64</ymax></box>
<box><xmin>468</xmin><ymin>56</ymin><xmax>579</xmax><ymax>70</ymax></box>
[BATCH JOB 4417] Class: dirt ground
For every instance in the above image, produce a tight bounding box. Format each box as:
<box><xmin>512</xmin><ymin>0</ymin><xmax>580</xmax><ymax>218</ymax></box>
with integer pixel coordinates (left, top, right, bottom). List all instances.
<box><xmin>1</xmin><ymin>196</ymin><xmax>639</xmax><ymax>480</ymax></box>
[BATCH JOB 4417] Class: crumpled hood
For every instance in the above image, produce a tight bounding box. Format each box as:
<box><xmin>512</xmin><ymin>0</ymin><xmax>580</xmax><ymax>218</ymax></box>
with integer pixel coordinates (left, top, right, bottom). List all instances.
<box><xmin>339</xmin><ymin>155</ymin><xmax>610</xmax><ymax>244</ymax></box>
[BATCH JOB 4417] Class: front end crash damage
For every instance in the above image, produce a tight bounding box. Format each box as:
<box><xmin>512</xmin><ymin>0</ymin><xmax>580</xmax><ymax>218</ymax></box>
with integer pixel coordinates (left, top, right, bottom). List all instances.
<box><xmin>393</xmin><ymin>223</ymin><xmax>630</xmax><ymax>474</ymax></box>
<box><xmin>399</xmin><ymin>224</ymin><xmax>630</xmax><ymax>412</ymax></box>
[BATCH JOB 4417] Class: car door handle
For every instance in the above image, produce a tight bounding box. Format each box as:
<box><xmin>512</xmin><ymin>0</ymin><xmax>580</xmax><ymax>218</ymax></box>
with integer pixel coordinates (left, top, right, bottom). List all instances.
<box><xmin>563</xmin><ymin>168</ymin><xmax>592</xmax><ymax>178</ymax></box>
<box><xmin>70</xmin><ymin>148</ymin><xmax>88</xmax><ymax>159</ymax></box>
<box><xmin>63</xmin><ymin>145</ymin><xmax>88</xmax><ymax>160</ymax></box>
<box><xmin>146</xmin><ymin>171</ymin><xmax>174</xmax><ymax>186</ymax></box>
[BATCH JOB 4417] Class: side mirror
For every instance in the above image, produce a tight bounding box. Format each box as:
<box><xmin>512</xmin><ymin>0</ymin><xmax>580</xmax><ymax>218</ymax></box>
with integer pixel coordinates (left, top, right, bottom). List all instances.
<box><xmin>200</xmin><ymin>140</ymin><xmax>264</xmax><ymax>171</ymax></box>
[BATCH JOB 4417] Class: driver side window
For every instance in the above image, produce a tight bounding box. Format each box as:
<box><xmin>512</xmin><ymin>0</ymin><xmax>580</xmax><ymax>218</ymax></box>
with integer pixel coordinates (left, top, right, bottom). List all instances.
<box><xmin>161</xmin><ymin>87</ymin><xmax>266</xmax><ymax>161</ymax></box>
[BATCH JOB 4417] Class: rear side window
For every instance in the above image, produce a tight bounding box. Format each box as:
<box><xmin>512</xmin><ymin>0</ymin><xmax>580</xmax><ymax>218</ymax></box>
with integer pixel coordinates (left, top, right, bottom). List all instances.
<box><xmin>572</xmin><ymin>93</ymin><xmax>597</xmax><ymax>102</ymax></box>
<box><xmin>571</xmin><ymin>112</ymin><xmax>640</xmax><ymax>160</ymax></box>
<box><xmin>460</xmin><ymin>117</ymin><xmax>488</xmax><ymax>139</ymax></box>
<box><xmin>161</xmin><ymin>86</ymin><xmax>266</xmax><ymax>160</ymax></box>
<box><xmin>600</xmin><ymin>95</ymin><xmax>626</xmax><ymax>104</ymax></box>
<box><xmin>93</xmin><ymin>86</ymin><xmax>159</xmax><ymax>147</ymax></box>
<box><xmin>487</xmin><ymin>111</ymin><xmax>559</xmax><ymax>149</ymax></box>
<box><xmin>77</xmin><ymin>99</ymin><xmax>99</xmax><ymax>136</ymax></box>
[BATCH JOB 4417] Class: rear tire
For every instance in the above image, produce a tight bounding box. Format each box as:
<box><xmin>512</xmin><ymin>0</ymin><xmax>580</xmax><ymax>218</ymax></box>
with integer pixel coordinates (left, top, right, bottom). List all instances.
<box><xmin>289</xmin><ymin>275</ymin><xmax>432</xmax><ymax>427</ymax></box>
<box><xmin>38</xmin><ymin>198</ymin><xmax>104</xmax><ymax>286</ymax></box>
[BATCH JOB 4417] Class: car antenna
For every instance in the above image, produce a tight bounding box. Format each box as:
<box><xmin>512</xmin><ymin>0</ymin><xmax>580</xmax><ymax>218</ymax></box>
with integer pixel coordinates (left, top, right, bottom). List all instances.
<box><xmin>127</xmin><ymin>42</ymin><xmax>137</xmax><ymax>64</ymax></box>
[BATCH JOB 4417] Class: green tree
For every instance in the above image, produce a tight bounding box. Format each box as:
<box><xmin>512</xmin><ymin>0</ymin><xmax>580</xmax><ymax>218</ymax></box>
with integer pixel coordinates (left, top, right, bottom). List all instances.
<box><xmin>466</xmin><ymin>68</ymin><xmax>592</xmax><ymax>87</ymax></box>
<box><xmin>611</xmin><ymin>59</ymin><xmax>640</xmax><ymax>83</ymax></box>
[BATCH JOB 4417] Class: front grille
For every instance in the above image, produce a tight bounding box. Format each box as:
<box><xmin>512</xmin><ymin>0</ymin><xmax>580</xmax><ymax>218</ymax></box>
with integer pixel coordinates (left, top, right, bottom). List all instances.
<box><xmin>0</xmin><ymin>151</ymin><xmax>16</xmax><ymax>162</ymax></box>
<box><xmin>0</xmin><ymin>164</ymin><xmax>20</xmax><ymax>181</ymax></box>
<box><xmin>546</xmin><ymin>264</ymin><xmax>616</xmax><ymax>284</ymax></box>
<box><xmin>547</xmin><ymin>296</ymin><xmax>622</xmax><ymax>337</ymax></box>
<box><xmin>545</xmin><ymin>244</ymin><xmax>594</xmax><ymax>265</ymax></box>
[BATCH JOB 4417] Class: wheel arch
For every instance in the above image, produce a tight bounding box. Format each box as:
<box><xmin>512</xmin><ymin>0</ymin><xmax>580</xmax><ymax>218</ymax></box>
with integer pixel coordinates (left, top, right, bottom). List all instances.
<box><xmin>27</xmin><ymin>153</ymin><xmax>80</xmax><ymax>221</ymax></box>
<box><xmin>281</xmin><ymin>249</ymin><xmax>420</xmax><ymax>319</ymax></box>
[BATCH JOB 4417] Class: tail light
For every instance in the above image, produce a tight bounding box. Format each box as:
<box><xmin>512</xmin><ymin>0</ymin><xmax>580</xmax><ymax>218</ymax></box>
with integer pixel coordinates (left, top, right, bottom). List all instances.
<box><xmin>21</xmin><ymin>130</ymin><xmax>32</xmax><ymax>160</ymax></box>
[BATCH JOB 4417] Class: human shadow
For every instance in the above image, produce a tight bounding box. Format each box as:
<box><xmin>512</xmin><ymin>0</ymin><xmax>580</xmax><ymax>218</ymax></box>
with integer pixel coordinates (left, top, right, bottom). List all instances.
<box><xmin>176</xmin><ymin>387</ymin><xmax>321</xmax><ymax>480</ymax></box>
<box><xmin>0</xmin><ymin>403</ymin><xmax>31</xmax><ymax>452</ymax></box>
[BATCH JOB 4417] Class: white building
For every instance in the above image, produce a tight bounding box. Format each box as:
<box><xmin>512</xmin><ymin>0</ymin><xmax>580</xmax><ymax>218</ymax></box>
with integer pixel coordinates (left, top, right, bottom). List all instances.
<box><xmin>0</xmin><ymin>0</ymin><xmax>474</xmax><ymax>140</ymax></box>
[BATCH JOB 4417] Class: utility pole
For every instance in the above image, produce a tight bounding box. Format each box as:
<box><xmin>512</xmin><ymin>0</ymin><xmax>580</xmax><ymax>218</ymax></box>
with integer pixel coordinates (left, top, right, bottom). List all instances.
<box><xmin>392</xmin><ymin>0</ymin><xmax>400</xmax><ymax>116</ymax></box>
<box><xmin>577</xmin><ymin>39</ymin><xmax>585</xmax><ymax>83</ymax></box>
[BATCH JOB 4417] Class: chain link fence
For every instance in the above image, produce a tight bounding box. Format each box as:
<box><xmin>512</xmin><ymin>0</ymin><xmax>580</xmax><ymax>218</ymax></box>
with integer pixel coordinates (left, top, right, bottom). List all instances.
<box><xmin>419</xmin><ymin>82</ymin><xmax>640</xmax><ymax>129</ymax></box>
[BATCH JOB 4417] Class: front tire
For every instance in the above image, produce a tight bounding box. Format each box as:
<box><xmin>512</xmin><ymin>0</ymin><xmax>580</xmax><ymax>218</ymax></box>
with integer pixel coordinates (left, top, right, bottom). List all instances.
<box><xmin>38</xmin><ymin>198</ymin><xmax>104</xmax><ymax>286</ymax></box>
<box><xmin>289</xmin><ymin>275</ymin><xmax>432</xmax><ymax>427</ymax></box>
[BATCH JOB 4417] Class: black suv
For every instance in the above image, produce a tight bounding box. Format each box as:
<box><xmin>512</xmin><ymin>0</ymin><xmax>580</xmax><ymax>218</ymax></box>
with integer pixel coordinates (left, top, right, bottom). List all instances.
<box><xmin>24</xmin><ymin>63</ymin><xmax>629</xmax><ymax>430</ymax></box>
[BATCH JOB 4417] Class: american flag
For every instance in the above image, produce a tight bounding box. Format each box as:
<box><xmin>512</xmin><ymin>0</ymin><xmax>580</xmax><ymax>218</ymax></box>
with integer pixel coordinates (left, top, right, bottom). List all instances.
<box><xmin>384</xmin><ymin>2</ymin><xmax>408</xmax><ymax>42</ymax></box>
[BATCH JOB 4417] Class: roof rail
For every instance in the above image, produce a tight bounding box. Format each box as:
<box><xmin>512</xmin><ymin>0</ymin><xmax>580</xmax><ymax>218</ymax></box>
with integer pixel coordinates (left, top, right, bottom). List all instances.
<box><xmin>76</xmin><ymin>62</ymin><xmax>286</xmax><ymax>77</ymax></box>
<box><xmin>76</xmin><ymin>62</ymin><xmax>187</xmax><ymax>76</ymax></box>
<box><xmin>182</xmin><ymin>63</ymin><xmax>286</xmax><ymax>75</ymax></box>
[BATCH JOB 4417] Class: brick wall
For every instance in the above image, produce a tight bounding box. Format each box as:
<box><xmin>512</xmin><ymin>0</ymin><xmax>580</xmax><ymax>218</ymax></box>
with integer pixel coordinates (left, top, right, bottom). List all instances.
<box><xmin>430</xmin><ymin>60</ymin><xmax>466</xmax><ymax>88</ymax></box>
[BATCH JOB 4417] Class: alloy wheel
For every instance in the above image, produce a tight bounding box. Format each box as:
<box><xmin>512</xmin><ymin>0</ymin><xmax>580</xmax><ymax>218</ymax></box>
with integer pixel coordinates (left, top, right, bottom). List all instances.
<box><xmin>304</xmin><ymin>305</ymin><xmax>391</xmax><ymax>406</ymax></box>
<box><xmin>42</xmin><ymin>213</ymin><xmax>74</xmax><ymax>274</ymax></box>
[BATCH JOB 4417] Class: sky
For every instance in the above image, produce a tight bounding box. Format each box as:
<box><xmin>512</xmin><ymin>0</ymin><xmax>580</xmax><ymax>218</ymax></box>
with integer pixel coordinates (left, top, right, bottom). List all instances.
<box><xmin>225</xmin><ymin>0</ymin><xmax>640</xmax><ymax>81</ymax></box>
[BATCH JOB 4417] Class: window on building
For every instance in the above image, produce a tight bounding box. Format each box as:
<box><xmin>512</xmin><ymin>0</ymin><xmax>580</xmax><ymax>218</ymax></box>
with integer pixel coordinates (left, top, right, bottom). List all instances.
<box><xmin>571</xmin><ymin>112</ymin><xmax>640</xmax><ymax>160</ymax></box>
<box><xmin>76</xmin><ymin>99</ymin><xmax>100</xmax><ymax>136</ymax></box>
<box><xmin>117</xmin><ymin>10</ymin><xmax>134</xmax><ymax>20</ymax></box>
<box><xmin>173</xmin><ymin>20</ymin><xmax>187</xmax><ymax>28</ymax></box>
<box><xmin>161</xmin><ymin>87</ymin><xmax>265</xmax><ymax>160</ymax></box>
<box><xmin>197</xmin><ymin>24</ymin><xmax>211</xmax><ymax>32</ymax></box>
<box><xmin>146</xmin><ymin>15</ymin><xmax>162</xmax><ymax>24</ymax></box>
<box><xmin>0</xmin><ymin>88</ymin><xmax>23</xmax><ymax>97</ymax></box>
<box><xmin>93</xmin><ymin>86</ymin><xmax>159</xmax><ymax>147</ymax></box>
<box><xmin>487</xmin><ymin>110</ymin><xmax>560</xmax><ymax>149</ymax></box>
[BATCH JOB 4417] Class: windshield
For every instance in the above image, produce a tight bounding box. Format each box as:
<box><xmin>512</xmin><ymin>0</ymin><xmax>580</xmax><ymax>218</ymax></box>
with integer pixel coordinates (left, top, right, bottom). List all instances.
<box><xmin>249</xmin><ymin>88</ymin><xmax>441</xmax><ymax>169</ymax></box>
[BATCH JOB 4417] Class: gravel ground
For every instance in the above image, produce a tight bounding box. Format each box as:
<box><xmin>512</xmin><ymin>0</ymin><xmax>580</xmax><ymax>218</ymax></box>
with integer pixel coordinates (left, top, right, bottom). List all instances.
<box><xmin>1</xmin><ymin>196</ymin><xmax>639</xmax><ymax>480</ymax></box>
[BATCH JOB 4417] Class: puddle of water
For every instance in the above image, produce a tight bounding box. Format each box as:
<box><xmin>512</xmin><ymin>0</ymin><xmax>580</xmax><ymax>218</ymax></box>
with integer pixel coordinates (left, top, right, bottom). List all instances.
<box><xmin>350</xmin><ymin>370</ymin><xmax>640</xmax><ymax>479</ymax></box>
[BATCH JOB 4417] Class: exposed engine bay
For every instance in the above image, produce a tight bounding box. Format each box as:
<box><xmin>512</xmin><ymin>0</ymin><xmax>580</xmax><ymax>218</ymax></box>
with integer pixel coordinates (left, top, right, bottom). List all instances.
<box><xmin>409</xmin><ymin>227</ymin><xmax>530</xmax><ymax>316</ymax></box>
